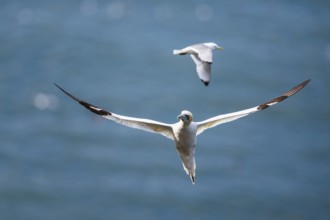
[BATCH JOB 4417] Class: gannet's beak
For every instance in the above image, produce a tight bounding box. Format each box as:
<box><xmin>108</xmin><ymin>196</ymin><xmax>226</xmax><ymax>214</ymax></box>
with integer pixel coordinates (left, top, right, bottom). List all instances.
<box><xmin>177</xmin><ymin>114</ymin><xmax>186</xmax><ymax>120</ymax></box>
<box><xmin>178</xmin><ymin>113</ymin><xmax>190</xmax><ymax>122</ymax></box>
<box><xmin>217</xmin><ymin>46</ymin><xmax>224</xmax><ymax>50</ymax></box>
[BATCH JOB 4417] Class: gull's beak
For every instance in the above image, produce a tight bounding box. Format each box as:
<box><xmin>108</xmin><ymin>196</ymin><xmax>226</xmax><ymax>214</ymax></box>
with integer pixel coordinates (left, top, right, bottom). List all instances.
<box><xmin>217</xmin><ymin>46</ymin><xmax>224</xmax><ymax>50</ymax></box>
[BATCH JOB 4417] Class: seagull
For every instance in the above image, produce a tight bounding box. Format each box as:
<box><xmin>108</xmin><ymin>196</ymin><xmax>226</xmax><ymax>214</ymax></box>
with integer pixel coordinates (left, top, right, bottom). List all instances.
<box><xmin>173</xmin><ymin>42</ymin><xmax>223</xmax><ymax>86</ymax></box>
<box><xmin>54</xmin><ymin>79</ymin><xmax>310</xmax><ymax>184</ymax></box>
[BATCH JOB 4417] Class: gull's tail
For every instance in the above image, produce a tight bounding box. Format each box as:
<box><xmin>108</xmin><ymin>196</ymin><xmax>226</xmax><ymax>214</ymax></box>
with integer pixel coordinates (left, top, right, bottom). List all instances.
<box><xmin>173</xmin><ymin>49</ymin><xmax>184</xmax><ymax>55</ymax></box>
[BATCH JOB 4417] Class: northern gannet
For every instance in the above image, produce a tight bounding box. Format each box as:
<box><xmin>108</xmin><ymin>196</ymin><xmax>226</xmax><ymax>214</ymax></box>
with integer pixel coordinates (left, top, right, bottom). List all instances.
<box><xmin>55</xmin><ymin>79</ymin><xmax>310</xmax><ymax>184</ymax></box>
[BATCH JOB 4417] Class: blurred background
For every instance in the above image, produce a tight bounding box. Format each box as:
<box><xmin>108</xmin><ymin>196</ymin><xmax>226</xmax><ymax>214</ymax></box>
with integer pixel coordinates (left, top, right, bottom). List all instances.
<box><xmin>1</xmin><ymin>0</ymin><xmax>329</xmax><ymax>219</ymax></box>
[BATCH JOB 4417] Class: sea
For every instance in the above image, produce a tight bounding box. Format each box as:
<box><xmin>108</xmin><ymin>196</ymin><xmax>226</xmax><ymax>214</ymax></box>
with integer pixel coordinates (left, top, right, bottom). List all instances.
<box><xmin>0</xmin><ymin>0</ymin><xmax>329</xmax><ymax>219</ymax></box>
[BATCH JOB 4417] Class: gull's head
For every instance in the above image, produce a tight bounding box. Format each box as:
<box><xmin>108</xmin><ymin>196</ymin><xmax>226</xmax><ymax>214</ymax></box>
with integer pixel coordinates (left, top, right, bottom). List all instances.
<box><xmin>177</xmin><ymin>110</ymin><xmax>193</xmax><ymax>124</ymax></box>
<box><xmin>204</xmin><ymin>42</ymin><xmax>223</xmax><ymax>50</ymax></box>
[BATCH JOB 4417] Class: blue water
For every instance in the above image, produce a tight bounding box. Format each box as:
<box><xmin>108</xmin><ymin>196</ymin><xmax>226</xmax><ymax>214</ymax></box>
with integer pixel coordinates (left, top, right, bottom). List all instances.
<box><xmin>1</xmin><ymin>0</ymin><xmax>329</xmax><ymax>219</ymax></box>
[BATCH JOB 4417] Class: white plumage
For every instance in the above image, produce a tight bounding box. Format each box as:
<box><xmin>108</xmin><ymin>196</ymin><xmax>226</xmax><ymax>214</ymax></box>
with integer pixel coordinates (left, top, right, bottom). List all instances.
<box><xmin>173</xmin><ymin>42</ymin><xmax>223</xmax><ymax>86</ymax></box>
<box><xmin>55</xmin><ymin>79</ymin><xmax>310</xmax><ymax>184</ymax></box>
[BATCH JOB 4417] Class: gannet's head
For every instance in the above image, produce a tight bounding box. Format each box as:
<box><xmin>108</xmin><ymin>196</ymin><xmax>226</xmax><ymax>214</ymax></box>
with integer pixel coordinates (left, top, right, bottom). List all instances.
<box><xmin>204</xmin><ymin>42</ymin><xmax>223</xmax><ymax>50</ymax></box>
<box><xmin>177</xmin><ymin>110</ymin><xmax>193</xmax><ymax>124</ymax></box>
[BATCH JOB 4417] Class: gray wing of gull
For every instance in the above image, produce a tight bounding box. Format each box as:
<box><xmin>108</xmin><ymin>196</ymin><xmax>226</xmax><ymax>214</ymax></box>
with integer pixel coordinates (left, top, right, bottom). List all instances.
<box><xmin>187</xmin><ymin>44</ymin><xmax>213</xmax><ymax>63</ymax></box>
<box><xmin>174</xmin><ymin>44</ymin><xmax>213</xmax><ymax>63</ymax></box>
<box><xmin>190</xmin><ymin>54</ymin><xmax>211</xmax><ymax>86</ymax></box>
<box><xmin>54</xmin><ymin>84</ymin><xmax>175</xmax><ymax>140</ymax></box>
<box><xmin>196</xmin><ymin>79</ymin><xmax>311</xmax><ymax>135</ymax></box>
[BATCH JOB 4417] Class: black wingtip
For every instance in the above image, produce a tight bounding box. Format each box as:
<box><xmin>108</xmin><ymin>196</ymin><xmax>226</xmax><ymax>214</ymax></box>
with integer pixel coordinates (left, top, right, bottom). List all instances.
<box><xmin>257</xmin><ymin>79</ymin><xmax>311</xmax><ymax>110</ymax></box>
<box><xmin>54</xmin><ymin>83</ymin><xmax>81</xmax><ymax>102</ymax></box>
<box><xmin>301</xmin><ymin>79</ymin><xmax>311</xmax><ymax>87</ymax></box>
<box><xmin>54</xmin><ymin>83</ymin><xmax>112</xmax><ymax>116</ymax></box>
<box><xmin>202</xmin><ymin>80</ymin><xmax>209</xmax><ymax>86</ymax></box>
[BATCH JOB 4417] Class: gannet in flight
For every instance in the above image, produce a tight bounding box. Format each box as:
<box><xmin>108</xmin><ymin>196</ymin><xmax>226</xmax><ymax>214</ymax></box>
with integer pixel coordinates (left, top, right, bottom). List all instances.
<box><xmin>54</xmin><ymin>79</ymin><xmax>310</xmax><ymax>184</ymax></box>
<box><xmin>173</xmin><ymin>42</ymin><xmax>223</xmax><ymax>86</ymax></box>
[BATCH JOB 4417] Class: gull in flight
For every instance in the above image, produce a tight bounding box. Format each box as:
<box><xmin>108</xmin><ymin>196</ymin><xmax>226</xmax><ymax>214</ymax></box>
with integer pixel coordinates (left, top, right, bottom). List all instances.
<box><xmin>55</xmin><ymin>79</ymin><xmax>310</xmax><ymax>184</ymax></box>
<box><xmin>173</xmin><ymin>42</ymin><xmax>223</xmax><ymax>86</ymax></box>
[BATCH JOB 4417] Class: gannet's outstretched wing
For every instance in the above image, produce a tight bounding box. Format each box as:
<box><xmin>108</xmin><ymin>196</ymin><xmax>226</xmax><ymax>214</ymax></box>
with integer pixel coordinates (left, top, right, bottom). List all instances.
<box><xmin>54</xmin><ymin>84</ymin><xmax>174</xmax><ymax>140</ymax></box>
<box><xmin>196</xmin><ymin>79</ymin><xmax>311</xmax><ymax>135</ymax></box>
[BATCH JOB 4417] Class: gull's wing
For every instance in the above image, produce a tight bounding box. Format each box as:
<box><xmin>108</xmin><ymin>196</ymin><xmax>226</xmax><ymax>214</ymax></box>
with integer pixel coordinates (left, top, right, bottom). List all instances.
<box><xmin>54</xmin><ymin>84</ymin><xmax>175</xmax><ymax>140</ymax></box>
<box><xmin>173</xmin><ymin>44</ymin><xmax>213</xmax><ymax>63</ymax></box>
<box><xmin>190</xmin><ymin>54</ymin><xmax>211</xmax><ymax>86</ymax></box>
<box><xmin>196</xmin><ymin>79</ymin><xmax>311</xmax><ymax>135</ymax></box>
<box><xmin>194</xmin><ymin>46</ymin><xmax>213</xmax><ymax>63</ymax></box>
<box><xmin>173</xmin><ymin>46</ymin><xmax>195</xmax><ymax>55</ymax></box>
